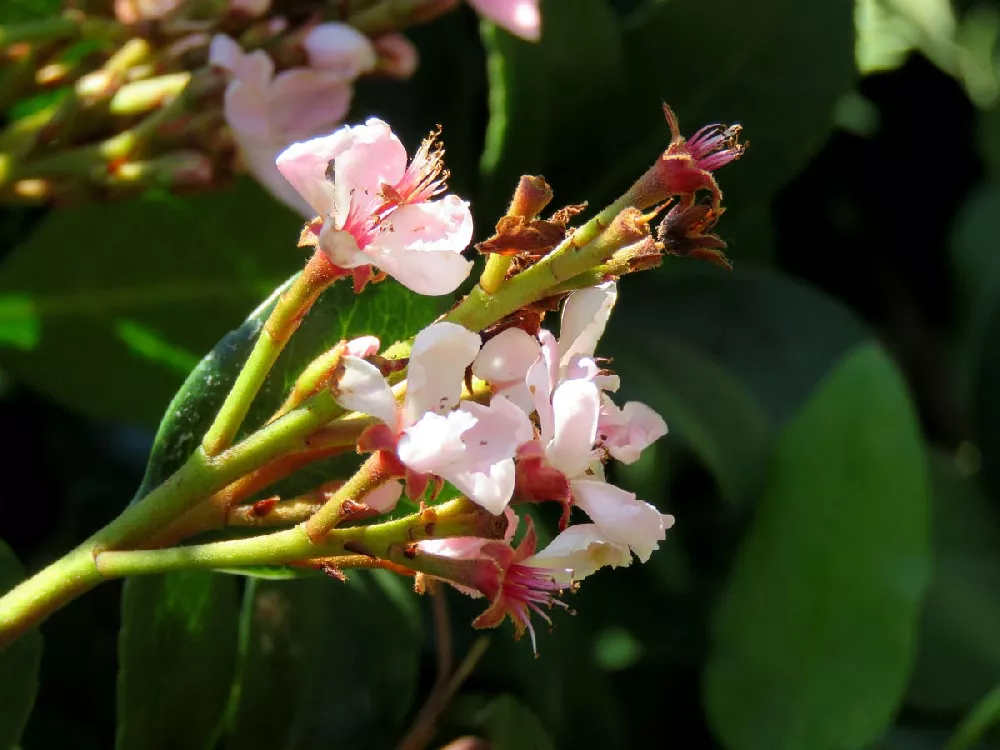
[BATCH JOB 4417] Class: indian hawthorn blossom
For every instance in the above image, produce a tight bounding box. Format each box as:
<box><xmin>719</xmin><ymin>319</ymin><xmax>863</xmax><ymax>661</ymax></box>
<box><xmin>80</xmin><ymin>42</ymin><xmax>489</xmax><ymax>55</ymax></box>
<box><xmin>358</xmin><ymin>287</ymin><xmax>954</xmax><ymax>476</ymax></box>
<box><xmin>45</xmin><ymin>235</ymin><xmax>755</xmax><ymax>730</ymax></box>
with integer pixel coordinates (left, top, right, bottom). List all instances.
<box><xmin>210</xmin><ymin>27</ymin><xmax>376</xmax><ymax>217</ymax></box>
<box><xmin>276</xmin><ymin>119</ymin><xmax>474</xmax><ymax>296</ymax></box>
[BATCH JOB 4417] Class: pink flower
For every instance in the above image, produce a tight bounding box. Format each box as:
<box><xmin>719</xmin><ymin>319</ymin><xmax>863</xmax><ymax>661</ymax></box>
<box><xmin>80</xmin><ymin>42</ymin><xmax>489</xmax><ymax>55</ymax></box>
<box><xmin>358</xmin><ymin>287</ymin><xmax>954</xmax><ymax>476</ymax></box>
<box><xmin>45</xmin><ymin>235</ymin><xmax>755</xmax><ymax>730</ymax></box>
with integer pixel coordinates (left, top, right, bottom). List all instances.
<box><xmin>373</xmin><ymin>34</ymin><xmax>419</xmax><ymax>78</ymax></box>
<box><xmin>209</xmin><ymin>31</ymin><xmax>375</xmax><ymax>217</ymax></box>
<box><xmin>276</xmin><ymin>119</ymin><xmax>474</xmax><ymax>295</ymax></box>
<box><xmin>468</xmin><ymin>0</ymin><xmax>541</xmax><ymax>41</ymax></box>
<box><xmin>332</xmin><ymin>322</ymin><xmax>532</xmax><ymax>513</ymax></box>
<box><xmin>416</xmin><ymin>514</ymin><xmax>571</xmax><ymax>650</ymax></box>
<box><xmin>598</xmin><ymin>400</ymin><xmax>667</xmax><ymax>464</ymax></box>
<box><xmin>114</xmin><ymin>0</ymin><xmax>179</xmax><ymax>23</ymax></box>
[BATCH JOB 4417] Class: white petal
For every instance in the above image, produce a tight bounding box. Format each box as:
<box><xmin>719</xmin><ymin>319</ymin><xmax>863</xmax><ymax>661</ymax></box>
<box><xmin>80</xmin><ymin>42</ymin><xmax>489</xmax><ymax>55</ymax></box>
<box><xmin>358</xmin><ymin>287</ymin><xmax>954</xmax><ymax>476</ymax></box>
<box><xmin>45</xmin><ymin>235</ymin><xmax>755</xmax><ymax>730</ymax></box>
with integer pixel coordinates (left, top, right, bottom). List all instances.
<box><xmin>364</xmin><ymin>480</ymin><xmax>402</xmax><ymax>513</ymax></box>
<box><xmin>403</xmin><ymin>322</ymin><xmax>481</xmax><ymax>424</ymax></box>
<box><xmin>302</xmin><ymin>23</ymin><xmax>377</xmax><ymax>77</ymax></box>
<box><xmin>398</xmin><ymin>410</ymin><xmax>476</xmax><ymax>474</ymax></box>
<box><xmin>559</xmin><ymin>281</ymin><xmax>617</xmax><ymax>367</ymax></box>
<box><xmin>603</xmin><ymin>400</ymin><xmax>668</xmax><ymax>464</ymax></box>
<box><xmin>318</xmin><ymin>222</ymin><xmax>368</xmax><ymax>268</ymax></box>
<box><xmin>545</xmin><ymin>379</ymin><xmax>600</xmax><ymax>478</ymax></box>
<box><xmin>528</xmin><ymin>524</ymin><xmax>632</xmax><ymax>580</ymax></box>
<box><xmin>570</xmin><ymin>479</ymin><xmax>669</xmax><ymax>562</ymax></box>
<box><xmin>447</xmin><ymin>458</ymin><xmax>517</xmax><ymax>515</ymax></box>
<box><xmin>472</xmin><ymin>328</ymin><xmax>540</xmax><ymax>384</ymax></box>
<box><xmin>333</xmin><ymin>355</ymin><xmax>397</xmax><ymax>427</ymax></box>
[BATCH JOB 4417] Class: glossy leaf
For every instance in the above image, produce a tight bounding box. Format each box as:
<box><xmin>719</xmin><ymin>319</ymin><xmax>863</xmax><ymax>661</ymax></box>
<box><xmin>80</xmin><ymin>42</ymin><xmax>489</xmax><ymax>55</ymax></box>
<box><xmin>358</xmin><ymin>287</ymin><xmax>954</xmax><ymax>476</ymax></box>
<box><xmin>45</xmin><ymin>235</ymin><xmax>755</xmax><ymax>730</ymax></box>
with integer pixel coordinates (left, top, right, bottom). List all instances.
<box><xmin>472</xmin><ymin>694</ymin><xmax>555</xmax><ymax>750</ymax></box>
<box><xmin>134</xmin><ymin>264</ymin><xmax>444</xmax><ymax>501</ymax></box>
<box><xmin>116</xmin><ymin>572</ymin><xmax>240</xmax><ymax>750</ymax></box>
<box><xmin>607</xmin><ymin>327</ymin><xmax>772</xmax><ymax>504</ymax></box>
<box><xmin>908</xmin><ymin>452</ymin><xmax>1000</xmax><ymax>714</ymax></box>
<box><xmin>0</xmin><ymin>180</ymin><xmax>303</xmax><ymax>427</ymax></box>
<box><xmin>224</xmin><ymin>572</ymin><xmax>421</xmax><ymax>750</ymax></box>
<box><xmin>704</xmin><ymin>343</ymin><xmax>931</xmax><ymax>750</ymax></box>
<box><xmin>618</xmin><ymin>264</ymin><xmax>869</xmax><ymax>429</ymax></box>
<box><xmin>0</xmin><ymin>539</ymin><xmax>43</xmax><ymax>750</ymax></box>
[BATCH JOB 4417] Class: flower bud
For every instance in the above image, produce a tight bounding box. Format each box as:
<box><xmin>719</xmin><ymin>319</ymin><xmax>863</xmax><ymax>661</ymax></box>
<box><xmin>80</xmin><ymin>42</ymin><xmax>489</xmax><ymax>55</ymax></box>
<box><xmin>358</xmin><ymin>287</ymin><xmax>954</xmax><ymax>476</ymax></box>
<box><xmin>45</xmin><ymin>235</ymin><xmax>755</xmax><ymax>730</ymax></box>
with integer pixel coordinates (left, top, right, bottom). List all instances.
<box><xmin>373</xmin><ymin>34</ymin><xmax>419</xmax><ymax>79</ymax></box>
<box><xmin>509</xmin><ymin>175</ymin><xmax>553</xmax><ymax>218</ymax></box>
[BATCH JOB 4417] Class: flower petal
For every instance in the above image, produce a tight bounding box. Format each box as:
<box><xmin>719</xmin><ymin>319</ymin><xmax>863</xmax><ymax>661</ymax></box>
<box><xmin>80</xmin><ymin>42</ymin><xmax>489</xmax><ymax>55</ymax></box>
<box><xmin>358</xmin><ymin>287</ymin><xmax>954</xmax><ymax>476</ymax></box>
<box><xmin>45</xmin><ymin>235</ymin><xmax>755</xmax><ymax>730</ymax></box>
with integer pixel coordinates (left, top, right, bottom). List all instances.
<box><xmin>364</xmin><ymin>479</ymin><xmax>402</xmax><ymax>513</ymax></box>
<box><xmin>558</xmin><ymin>281</ymin><xmax>617</xmax><ymax>367</ymax></box>
<box><xmin>269</xmin><ymin>69</ymin><xmax>353</xmax><ymax>141</ymax></box>
<box><xmin>365</xmin><ymin>195</ymin><xmax>474</xmax><ymax>295</ymax></box>
<box><xmin>302</xmin><ymin>23</ymin><xmax>377</xmax><ymax>78</ymax></box>
<box><xmin>545</xmin><ymin>379</ymin><xmax>600</xmax><ymax>478</ymax></box>
<box><xmin>473</xmin><ymin>327</ymin><xmax>540</xmax><ymax>384</ymax></box>
<box><xmin>318</xmin><ymin>222</ymin><xmax>368</xmax><ymax>268</ymax></box>
<box><xmin>528</xmin><ymin>523</ymin><xmax>632</xmax><ymax>580</ymax></box>
<box><xmin>333</xmin><ymin>355</ymin><xmax>398</xmax><ymax>427</ymax></box>
<box><xmin>468</xmin><ymin>0</ymin><xmax>541</xmax><ymax>41</ymax></box>
<box><xmin>330</xmin><ymin>118</ymin><xmax>407</xmax><ymax>223</ymax></box>
<box><xmin>600</xmin><ymin>399</ymin><xmax>668</xmax><ymax>464</ymax></box>
<box><xmin>447</xmin><ymin>458</ymin><xmax>518</xmax><ymax>515</ymax></box>
<box><xmin>398</xmin><ymin>410</ymin><xmax>476</xmax><ymax>474</ymax></box>
<box><xmin>275</xmin><ymin>127</ymin><xmax>356</xmax><ymax>216</ymax></box>
<box><xmin>570</xmin><ymin>479</ymin><xmax>672</xmax><ymax>562</ymax></box>
<box><xmin>403</xmin><ymin>322</ymin><xmax>481</xmax><ymax>424</ymax></box>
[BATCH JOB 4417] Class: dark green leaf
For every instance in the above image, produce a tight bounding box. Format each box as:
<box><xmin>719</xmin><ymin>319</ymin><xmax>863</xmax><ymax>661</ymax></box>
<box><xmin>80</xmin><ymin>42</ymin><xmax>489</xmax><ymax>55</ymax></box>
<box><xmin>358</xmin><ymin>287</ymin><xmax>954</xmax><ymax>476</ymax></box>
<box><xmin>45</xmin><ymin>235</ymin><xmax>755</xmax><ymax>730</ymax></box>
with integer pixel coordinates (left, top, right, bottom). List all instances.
<box><xmin>472</xmin><ymin>694</ymin><xmax>556</xmax><ymax>750</ymax></box>
<box><xmin>607</xmin><ymin>327</ymin><xmax>771</xmax><ymax>504</ymax></box>
<box><xmin>115</xmin><ymin>572</ymin><xmax>240</xmax><ymax>750</ymax></box>
<box><xmin>617</xmin><ymin>264</ymin><xmax>869</xmax><ymax>429</ymax></box>
<box><xmin>135</xmin><ymin>256</ymin><xmax>444</xmax><ymax>502</ymax></box>
<box><xmin>478</xmin><ymin>0</ymin><xmax>625</xmax><ymax>217</ymax></box>
<box><xmin>908</xmin><ymin>452</ymin><xmax>1000</xmax><ymax>714</ymax></box>
<box><xmin>224</xmin><ymin>572</ymin><xmax>421</xmax><ymax>750</ymax></box>
<box><xmin>704</xmin><ymin>343</ymin><xmax>931</xmax><ymax>750</ymax></box>
<box><xmin>0</xmin><ymin>180</ymin><xmax>303</xmax><ymax>427</ymax></box>
<box><xmin>0</xmin><ymin>539</ymin><xmax>43</xmax><ymax>750</ymax></box>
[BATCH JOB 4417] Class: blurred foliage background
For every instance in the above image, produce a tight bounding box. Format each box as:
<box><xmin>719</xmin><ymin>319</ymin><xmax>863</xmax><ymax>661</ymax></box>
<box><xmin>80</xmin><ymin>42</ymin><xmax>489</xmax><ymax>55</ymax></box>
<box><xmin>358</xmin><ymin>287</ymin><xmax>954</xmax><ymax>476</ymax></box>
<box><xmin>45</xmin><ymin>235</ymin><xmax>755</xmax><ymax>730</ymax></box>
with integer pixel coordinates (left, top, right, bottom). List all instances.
<box><xmin>2</xmin><ymin>0</ymin><xmax>1000</xmax><ymax>748</ymax></box>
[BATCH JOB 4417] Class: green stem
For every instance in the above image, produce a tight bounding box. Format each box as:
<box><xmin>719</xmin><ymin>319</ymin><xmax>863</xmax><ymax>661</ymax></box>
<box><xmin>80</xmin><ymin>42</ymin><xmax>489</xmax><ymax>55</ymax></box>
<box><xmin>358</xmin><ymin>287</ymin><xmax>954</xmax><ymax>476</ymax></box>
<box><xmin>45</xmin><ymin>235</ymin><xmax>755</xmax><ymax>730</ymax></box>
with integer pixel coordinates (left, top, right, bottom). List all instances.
<box><xmin>947</xmin><ymin>682</ymin><xmax>1000</xmax><ymax>750</ymax></box>
<box><xmin>0</xmin><ymin>387</ymin><xmax>349</xmax><ymax>647</ymax></box>
<box><xmin>444</xmin><ymin>195</ymin><xmax>640</xmax><ymax>331</ymax></box>
<box><xmin>0</xmin><ymin>16</ymin><xmax>78</xmax><ymax>48</ymax></box>
<box><xmin>202</xmin><ymin>252</ymin><xmax>342</xmax><ymax>455</ymax></box>
<box><xmin>304</xmin><ymin>452</ymin><xmax>392</xmax><ymax>540</ymax></box>
<box><xmin>94</xmin><ymin>497</ymin><xmax>483</xmax><ymax>576</ymax></box>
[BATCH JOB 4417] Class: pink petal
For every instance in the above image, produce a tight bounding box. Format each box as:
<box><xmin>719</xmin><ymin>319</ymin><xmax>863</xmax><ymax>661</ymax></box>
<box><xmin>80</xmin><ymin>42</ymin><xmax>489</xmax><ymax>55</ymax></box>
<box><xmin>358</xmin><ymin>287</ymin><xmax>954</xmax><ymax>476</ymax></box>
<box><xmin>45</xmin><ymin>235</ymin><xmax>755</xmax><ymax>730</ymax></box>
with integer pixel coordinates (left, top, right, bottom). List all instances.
<box><xmin>365</xmin><ymin>195</ymin><xmax>474</xmax><ymax>295</ymax></box>
<box><xmin>459</xmin><ymin>398</ymin><xmax>533</xmax><ymax>466</ymax></box>
<box><xmin>364</xmin><ymin>480</ymin><xmax>402</xmax><ymax>513</ymax></box>
<box><xmin>398</xmin><ymin>410</ymin><xmax>477</xmax><ymax>474</ymax></box>
<box><xmin>329</xmin><ymin>118</ymin><xmax>407</xmax><ymax>224</ymax></box>
<box><xmin>528</xmin><ymin>524</ymin><xmax>632</xmax><ymax>580</ymax></box>
<box><xmin>269</xmin><ymin>69</ymin><xmax>353</xmax><ymax>141</ymax></box>
<box><xmin>570</xmin><ymin>479</ymin><xmax>672</xmax><ymax>562</ymax></box>
<box><xmin>275</xmin><ymin>127</ymin><xmax>356</xmax><ymax>216</ymax></box>
<box><xmin>559</xmin><ymin>281</ymin><xmax>617</xmax><ymax>368</ymax></box>
<box><xmin>468</xmin><ymin>0</ymin><xmax>541</xmax><ymax>41</ymax></box>
<box><xmin>209</xmin><ymin>34</ymin><xmax>245</xmax><ymax>72</ymax></box>
<box><xmin>333</xmin><ymin>355</ymin><xmax>398</xmax><ymax>427</ymax></box>
<box><xmin>404</xmin><ymin>322</ymin><xmax>481</xmax><ymax>424</ymax></box>
<box><xmin>345</xmin><ymin>335</ymin><xmax>380</xmax><ymax>358</ymax></box>
<box><xmin>545</xmin><ymin>379</ymin><xmax>600</xmax><ymax>478</ymax></box>
<box><xmin>239</xmin><ymin>137</ymin><xmax>315</xmax><ymax>217</ymax></box>
<box><xmin>303</xmin><ymin>23</ymin><xmax>377</xmax><ymax>78</ymax></box>
<box><xmin>447</xmin><ymin>459</ymin><xmax>517</xmax><ymax>515</ymax></box>
<box><xmin>473</xmin><ymin>327</ymin><xmax>540</xmax><ymax>384</ymax></box>
<box><xmin>374</xmin><ymin>33</ymin><xmax>419</xmax><ymax>78</ymax></box>
<box><xmin>318</xmin><ymin>222</ymin><xmax>368</xmax><ymax>268</ymax></box>
<box><xmin>600</xmin><ymin>399</ymin><xmax>668</xmax><ymax>464</ymax></box>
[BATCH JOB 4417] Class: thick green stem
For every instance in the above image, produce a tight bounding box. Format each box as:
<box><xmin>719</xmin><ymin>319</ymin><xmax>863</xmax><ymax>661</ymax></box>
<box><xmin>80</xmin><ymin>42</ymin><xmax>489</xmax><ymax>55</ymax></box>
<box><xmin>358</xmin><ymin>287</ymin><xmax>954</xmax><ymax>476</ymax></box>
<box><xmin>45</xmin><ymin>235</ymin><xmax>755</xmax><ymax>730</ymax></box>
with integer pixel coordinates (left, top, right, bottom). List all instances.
<box><xmin>444</xmin><ymin>196</ymin><xmax>642</xmax><ymax>331</ymax></box>
<box><xmin>304</xmin><ymin>452</ymin><xmax>393</xmax><ymax>540</ymax></box>
<box><xmin>202</xmin><ymin>252</ymin><xmax>342</xmax><ymax>455</ymax></box>
<box><xmin>94</xmin><ymin>497</ymin><xmax>488</xmax><ymax>576</ymax></box>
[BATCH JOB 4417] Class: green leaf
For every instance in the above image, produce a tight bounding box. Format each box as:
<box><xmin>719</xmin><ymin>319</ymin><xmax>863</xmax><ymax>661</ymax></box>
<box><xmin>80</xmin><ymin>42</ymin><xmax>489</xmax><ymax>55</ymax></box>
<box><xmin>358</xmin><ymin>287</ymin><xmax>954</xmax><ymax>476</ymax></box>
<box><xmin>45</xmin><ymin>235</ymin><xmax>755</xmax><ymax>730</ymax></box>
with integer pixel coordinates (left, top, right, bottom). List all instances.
<box><xmin>116</xmin><ymin>572</ymin><xmax>240</xmax><ymax>750</ymax></box>
<box><xmin>607</xmin><ymin>327</ymin><xmax>771</xmax><ymax>504</ymax></box>
<box><xmin>704</xmin><ymin>343</ymin><xmax>931</xmax><ymax>750</ymax></box>
<box><xmin>224</xmin><ymin>572</ymin><xmax>422</xmax><ymax>750</ymax></box>
<box><xmin>617</xmin><ymin>264</ymin><xmax>869</xmax><ymax>429</ymax></box>
<box><xmin>478</xmin><ymin>0</ymin><xmax>625</xmax><ymax>216</ymax></box>
<box><xmin>950</xmin><ymin>184</ymin><xmax>1000</xmax><ymax>411</ymax></box>
<box><xmin>0</xmin><ymin>539</ymin><xmax>43</xmax><ymax>750</ymax></box>
<box><xmin>472</xmin><ymin>694</ymin><xmax>556</xmax><ymax>750</ymax></box>
<box><xmin>908</xmin><ymin>452</ymin><xmax>1000</xmax><ymax>714</ymax></box>
<box><xmin>0</xmin><ymin>180</ymin><xmax>304</xmax><ymax>427</ymax></box>
<box><xmin>133</xmin><ymin>262</ymin><xmax>443</xmax><ymax>504</ymax></box>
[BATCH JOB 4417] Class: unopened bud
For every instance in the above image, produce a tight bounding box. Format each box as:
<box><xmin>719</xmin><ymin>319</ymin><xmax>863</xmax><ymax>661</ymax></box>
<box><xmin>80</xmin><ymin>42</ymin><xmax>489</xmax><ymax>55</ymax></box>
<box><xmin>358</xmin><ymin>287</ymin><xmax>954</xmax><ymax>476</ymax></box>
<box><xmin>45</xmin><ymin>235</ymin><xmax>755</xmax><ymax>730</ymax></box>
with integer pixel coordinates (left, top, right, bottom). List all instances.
<box><xmin>509</xmin><ymin>175</ymin><xmax>553</xmax><ymax>218</ymax></box>
<box><xmin>656</xmin><ymin>201</ymin><xmax>731</xmax><ymax>269</ymax></box>
<box><xmin>373</xmin><ymin>34</ymin><xmax>419</xmax><ymax>79</ymax></box>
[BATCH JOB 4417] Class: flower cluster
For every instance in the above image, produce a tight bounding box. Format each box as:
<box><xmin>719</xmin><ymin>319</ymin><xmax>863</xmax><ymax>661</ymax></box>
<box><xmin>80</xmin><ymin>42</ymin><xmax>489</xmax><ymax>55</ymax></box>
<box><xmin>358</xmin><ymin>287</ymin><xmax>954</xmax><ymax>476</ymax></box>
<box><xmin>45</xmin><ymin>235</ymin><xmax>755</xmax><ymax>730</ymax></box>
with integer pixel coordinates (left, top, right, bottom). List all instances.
<box><xmin>246</xmin><ymin>99</ymin><xmax>745</xmax><ymax>647</ymax></box>
<box><xmin>328</xmin><ymin>282</ymin><xmax>670</xmax><ymax>647</ymax></box>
